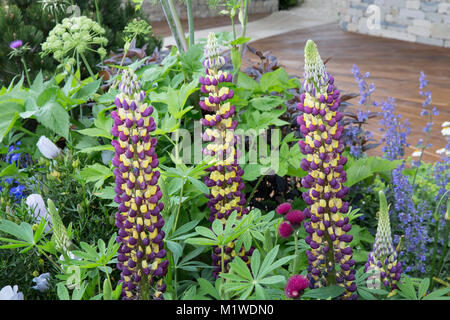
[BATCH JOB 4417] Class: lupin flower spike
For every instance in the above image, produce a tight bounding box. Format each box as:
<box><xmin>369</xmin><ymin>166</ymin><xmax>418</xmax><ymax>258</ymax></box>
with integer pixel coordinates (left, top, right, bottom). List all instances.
<box><xmin>365</xmin><ymin>190</ymin><xmax>402</xmax><ymax>290</ymax></box>
<box><xmin>200</xmin><ymin>32</ymin><xmax>252</xmax><ymax>277</ymax></box>
<box><xmin>111</xmin><ymin>70</ymin><xmax>168</xmax><ymax>300</ymax></box>
<box><xmin>299</xmin><ymin>40</ymin><xmax>357</xmax><ymax>299</ymax></box>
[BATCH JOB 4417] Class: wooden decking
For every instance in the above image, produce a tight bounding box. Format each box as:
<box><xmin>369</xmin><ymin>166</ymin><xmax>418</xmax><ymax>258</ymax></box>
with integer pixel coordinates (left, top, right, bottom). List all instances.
<box><xmin>248</xmin><ymin>23</ymin><xmax>450</xmax><ymax>163</ymax></box>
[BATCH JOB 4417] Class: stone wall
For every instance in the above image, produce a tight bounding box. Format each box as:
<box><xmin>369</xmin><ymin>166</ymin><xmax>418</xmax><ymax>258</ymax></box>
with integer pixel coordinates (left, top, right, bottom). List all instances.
<box><xmin>335</xmin><ymin>0</ymin><xmax>450</xmax><ymax>47</ymax></box>
<box><xmin>141</xmin><ymin>0</ymin><xmax>279</xmax><ymax>22</ymax></box>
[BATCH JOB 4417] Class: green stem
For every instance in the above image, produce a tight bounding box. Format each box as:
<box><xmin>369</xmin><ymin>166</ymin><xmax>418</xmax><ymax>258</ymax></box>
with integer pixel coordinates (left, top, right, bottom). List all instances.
<box><xmin>172</xmin><ymin>179</ymin><xmax>185</xmax><ymax>235</ymax></box>
<box><xmin>94</xmin><ymin>0</ymin><xmax>101</xmax><ymax>24</ymax></box>
<box><xmin>167</xmin><ymin>0</ymin><xmax>188</xmax><ymax>52</ymax></box>
<box><xmin>16</xmin><ymin>125</ymin><xmax>37</xmax><ymax>137</ymax></box>
<box><xmin>246</xmin><ymin>175</ymin><xmax>264</xmax><ymax>205</ymax></box>
<box><xmin>79</xmin><ymin>52</ymin><xmax>96</xmax><ymax>79</ymax></box>
<box><xmin>436</xmin><ymin>220</ymin><xmax>450</xmax><ymax>281</ymax></box>
<box><xmin>160</xmin><ymin>0</ymin><xmax>184</xmax><ymax>52</ymax></box>
<box><xmin>429</xmin><ymin>190</ymin><xmax>449</xmax><ymax>290</ymax></box>
<box><xmin>20</xmin><ymin>57</ymin><xmax>31</xmax><ymax>87</ymax></box>
<box><xmin>186</xmin><ymin>0</ymin><xmax>195</xmax><ymax>47</ymax></box>
<box><xmin>293</xmin><ymin>230</ymin><xmax>299</xmax><ymax>275</ymax></box>
<box><xmin>239</xmin><ymin>0</ymin><xmax>250</xmax><ymax>56</ymax></box>
<box><xmin>38</xmin><ymin>247</ymin><xmax>63</xmax><ymax>273</ymax></box>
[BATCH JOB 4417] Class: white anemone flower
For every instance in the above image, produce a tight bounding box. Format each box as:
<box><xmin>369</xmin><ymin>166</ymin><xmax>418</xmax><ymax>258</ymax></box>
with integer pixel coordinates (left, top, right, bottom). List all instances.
<box><xmin>26</xmin><ymin>194</ymin><xmax>52</xmax><ymax>233</ymax></box>
<box><xmin>436</xmin><ymin>148</ymin><xmax>450</xmax><ymax>157</ymax></box>
<box><xmin>36</xmin><ymin>136</ymin><xmax>61</xmax><ymax>159</ymax></box>
<box><xmin>0</xmin><ymin>285</ymin><xmax>24</xmax><ymax>300</ymax></box>
<box><xmin>32</xmin><ymin>273</ymin><xmax>51</xmax><ymax>293</ymax></box>
<box><xmin>411</xmin><ymin>150</ymin><xmax>422</xmax><ymax>157</ymax></box>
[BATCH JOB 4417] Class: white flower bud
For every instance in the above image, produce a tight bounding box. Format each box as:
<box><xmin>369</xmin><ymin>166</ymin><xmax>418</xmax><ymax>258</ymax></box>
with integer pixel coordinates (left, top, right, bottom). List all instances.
<box><xmin>26</xmin><ymin>194</ymin><xmax>52</xmax><ymax>233</ymax></box>
<box><xmin>0</xmin><ymin>285</ymin><xmax>24</xmax><ymax>300</ymax></box>
<box><xmin>36</xmin><ymin>136</ymin><xmax>61</xmax><ymax>160</ymax></box>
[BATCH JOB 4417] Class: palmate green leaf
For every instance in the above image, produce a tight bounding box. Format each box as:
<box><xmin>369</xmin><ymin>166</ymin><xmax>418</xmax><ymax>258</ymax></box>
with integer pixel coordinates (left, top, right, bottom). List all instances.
<box><xmin>184</xmin><ymin>237</ymin><xmax>217</xmax><ymax>246</ymax></box>
<box><xmin>195</xmin><ymin>226</ymin><xmax>218</xmax><ymax>240</ymax></box>
<box><xmin>259</xmin><ymin>68</ymin><xmax>292</xmax><ymax>93</ymax></box>
<box><xmin>77</xmin><ymin>144</ymin><xmax>114</xmax><ymax>154</ymax></box>
<box><xmin>302</xmin><ymin>285</ymin><xmax>346</xmax><ymax>299</ymax></box>
<box><xmin>186</xmin><ymin>176</ymin><xmax>209</xmax><ymax>194</ymax></box>
<box><xmin>422</xmin><ymin>287</ymin><xmax>450</xmax><ymax>300</ymax></box>
<box><xmin>230</xmin><ymin>256</ymin><xmax>253</xmax><ymax>281</ymax></box>
<box><xmin>0</xmin><ymin>220</ymin><xmax>34</xmax><ymax>244</ymax></box>
<box><xmin>197</xmin><ymin>278</ymin><xmax>220</xmax><ymax>300</ymax></box>
<box><xmin>258</xmin><ymin>275</ymin><xmax>285</xmax><ymax>285</ymax></box>
<box><xmin>417</xmin><ymin>278</ymin><xmax>430</xmax><ymax>299</ymax></box>
<box><xmin>397</xmin><ymin>276</ymin><xmax>418</xmax><ymax>300</ymax></box>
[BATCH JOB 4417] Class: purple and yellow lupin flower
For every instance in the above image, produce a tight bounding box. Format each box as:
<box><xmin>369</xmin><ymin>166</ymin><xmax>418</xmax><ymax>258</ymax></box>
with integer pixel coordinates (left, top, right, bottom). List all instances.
<box><xmin>199</xmin><ymin>32</ymin><xmax>252</xmax><ymax>277</ymax></box>
<box><xmin>298</xmin><ymin>40</ymin><xmax>357</xmax><ymax>299</ymax></box>
<box><xmin>111</xmin><ymin>70</ymin><xmax>168</xmax><ymax>300</ymax></box>
<box><xmin>365</xmin><ymin>190</ymin><xmax>402</xmax><ymax>290</ymax></box>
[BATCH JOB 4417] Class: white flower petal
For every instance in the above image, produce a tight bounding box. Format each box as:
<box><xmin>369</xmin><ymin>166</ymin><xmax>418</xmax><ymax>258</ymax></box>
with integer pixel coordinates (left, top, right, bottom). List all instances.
<box><xmin>26</xmin><ymin>194</ymin><xmax>52</xmax><ymax>233</ymax></box>
<box><xmin>36</xmin><ymin>136</ymin><xmax>61</xmax><ymax>160</ymax></box>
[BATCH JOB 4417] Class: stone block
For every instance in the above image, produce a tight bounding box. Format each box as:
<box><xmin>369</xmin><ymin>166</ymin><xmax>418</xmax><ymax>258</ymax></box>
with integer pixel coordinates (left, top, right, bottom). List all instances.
<box><xmin>399</xmin><ymin>8</ymin><xmax>426</xmax><ymax>19</ymax></box>
<box><xmin>413</xmin><ymin>19</ymin><xmax>432</xmax><ymax>29</ymax></box>
<box><xmin>431</xmin><ymin>23</ymin><xmax>450</xmax><ymax>40</ymax></box>
<box><xmin>416</xmin><ymin>36</ymin><xmax>444</xmax><ymax>47</ymax></box>
<box><xmin>438</xmin><ymin>3</ymin><xmax>450</xmax><ymax>14</ymax></box>
<box><xmin>406</xmin><ymin>0</ymin><xmax>420</xmax><ymax>10</ymax></box>
<box><xmin>381</xmin><ymin>29</ymin><xmax>417</xmax><ymax>42</ymax></box>
<box><xmin>408</xmin><ymin>25</ymin><xmax>431</xmax><ymax>37</ymax></box>
<box><xmin>445</xmin><ymin>40</ymin><xmax>450</xmax><ymax>48</ymax></box>
<box><xmin>421</xmin><ymin>1</ymin><xmax>440</xmax><ymax>13</ymax></box>
<box><xmin>426</xmin><ymin>12</ymin><xmax>443</xmax><ymax>23</ymax></box>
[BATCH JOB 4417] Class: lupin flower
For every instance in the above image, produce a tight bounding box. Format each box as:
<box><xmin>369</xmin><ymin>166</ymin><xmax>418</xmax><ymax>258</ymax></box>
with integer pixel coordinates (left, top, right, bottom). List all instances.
<box><xmin>199</xmin><ymin>32</ymin><xmax>252</xmax><ymax>278</ymax></box>
<box><xmin>365</xmin><ymin>191</ymin><xmax>402</xmax><ymax>290</ymax></box>
<box><xmin>111</xmin><ymin>70</ymin><xmax>168</xmax><ymax>300</ymax></box>
<box><xmin>297</xmin><ymin>40</ymin><xmax>357</xmax><ymax>300</ymax></box>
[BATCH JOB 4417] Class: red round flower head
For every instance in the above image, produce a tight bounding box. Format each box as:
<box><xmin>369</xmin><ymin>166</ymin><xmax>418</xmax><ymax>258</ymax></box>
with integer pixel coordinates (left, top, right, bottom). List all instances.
<box><xmin>276</xmin><ymin>202</ymin><xmax>292</xmax><ymax>215</ymax></box>
<box><xmin>285</xmin><ymin>275</ymin><xmax>309</xmax><ymax>299</ymax></box>
<box><xmin>285</xmin><ymin>210</ymin><xmax>306</xmax><ymax>226</ymax></box>
<box><xmin>278</xmin><ymin>221</ymin><xmax>294</xmax><ymax>238</ymax></box>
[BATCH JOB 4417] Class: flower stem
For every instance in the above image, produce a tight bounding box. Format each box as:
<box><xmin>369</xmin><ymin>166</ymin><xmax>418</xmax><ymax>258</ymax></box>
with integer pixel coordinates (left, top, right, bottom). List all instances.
<box><xmin>186</xmin><ymin>0</ymin><xmax>195</xmax><ymax>47</ymax></box>
<box><xmin>79</xmin><ymin>52</ymin><xmax>96</xmax><ymax>79</ymax></box>
<box><xmin>246</xmin><ymin>175</ymin><xmax>264</xmax><ymax>205</ymax></box>
<box><xmin>429</xmin><ymin>190</ymin><xmax>449</xmax><ymax>290</ymax></box>
<box><xmin>20</xmin><ymin>57</ymin><xmax>31</xmax><ymax>87</ymax></box>
<box><xmin>293</xmin><ymin>230</ymin><xmax>299</xmax><ymax>275</ymax></box>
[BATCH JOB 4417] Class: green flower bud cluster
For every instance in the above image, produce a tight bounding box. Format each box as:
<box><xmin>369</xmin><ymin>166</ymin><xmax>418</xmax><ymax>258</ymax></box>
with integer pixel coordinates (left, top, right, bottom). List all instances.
<box><xmin>41</xmin><ymin>16</ymin><xmax>108</xmax><ymax>63</ymax></box>
<box><xmin>124</xmin><ymin>18</ymin><xmax>153</xmax><ymax>42</ymax></box>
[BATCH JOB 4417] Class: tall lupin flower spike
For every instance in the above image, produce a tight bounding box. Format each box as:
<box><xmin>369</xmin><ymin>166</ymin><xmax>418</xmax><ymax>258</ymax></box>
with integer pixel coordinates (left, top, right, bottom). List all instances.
<box><xmin>111</xmin><ymin>70</ymin><xmax>168</xmax><ymax>300</ymax></box>
<box><xmin>298</xmin><ymin>40</ymin><xmax>357</xmax><ymax>300</ymax></box>
<box><xmin>199</xmin><ymin>33</ymin><xmax>252</xmax><ymax>278</ymax></box>
<box><xmin>365</xmin><ymin>190</ymin><xmax>402</xmax><ymax>290</ymax></box>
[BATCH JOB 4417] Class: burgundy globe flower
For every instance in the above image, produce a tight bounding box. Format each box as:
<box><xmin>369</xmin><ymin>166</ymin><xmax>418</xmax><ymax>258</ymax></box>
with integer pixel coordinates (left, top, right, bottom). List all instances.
<box><xmin>285</xmin><ymin>274</ymin><xmax>309</xmax><ymax>299</ymax></box>
<box><xmin>285</xmin><ymin>210</ymin><xmax>306</xmax><ymax>226</ymax></box>
<box><xmin>10</xmin><ymin>40</ymin><xmax>23</xmax><ymax>50</ymax></box>
<box><xmin>278</xmin><ymin>221</ymin><xmax>294</xmax><ymax>238</ymax></box>
<box><xmin>276</xmin><ymin>202</ymin><xmax>292</xmax><ymax>215</ymax></box>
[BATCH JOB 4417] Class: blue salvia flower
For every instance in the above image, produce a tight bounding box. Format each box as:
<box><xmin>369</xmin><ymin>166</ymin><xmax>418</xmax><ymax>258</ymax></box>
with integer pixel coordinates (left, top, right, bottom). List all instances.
<box><xmin>377</xmin><ymin>97</ymin><xmax>411</xmax><ymax>161</ymax></box>
<box><xmin>391</xmin><ymin>164</ymin><xmax>431</xmax><ymax>273</ymax></box>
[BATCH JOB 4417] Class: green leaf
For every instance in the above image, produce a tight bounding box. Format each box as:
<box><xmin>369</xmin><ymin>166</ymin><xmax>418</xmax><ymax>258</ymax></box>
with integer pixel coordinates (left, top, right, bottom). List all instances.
<box><xmin>397</xmin><ymin>277</ymin><xmax>417</xmax><ymax>300</ymax></box>
<box><xmin>195</xmin><ymin>226</ymin><xmax>217</xmax><ymax>240</ymax></box>
<box><xmin>237</xmin><ymin>72</ymin><xmax>259</xmax><ymax>92</ymax></box>
<box><xmin>187</xmin><ymin>176</ymin><xmax>209</xmax><ymax>194</ymax></box>
<box><xmin>417</xmin><ymin>278</ymin><xmax>430</xmax><ymax>299</ymax></box>
<box><xmin>258</xmin><ymin>275</ymin><xmax>285</xmax><ymax>285</ymax></box>
<box><xmin>0</xmin><ymin>102</ymin><xmax>23</xmax><ymax>142</ymax></box>
<box><xmin>422</xmin><ymin>287</ymin><xmax>450</xmax><ymax>300</ymax></box>
<box><xmin>35</xmin><ymin>101</ymin><xmax>70</xmax><ymax>139</ymax></box>
<box><xmin>197</xmin><ymin>278</ymin><xmax>220</xmax><ymax>300</ymax></box>
<box><xmin>72</xmin><ymin>80</ymin><xmax>101</xmax><ymax>100</ymax></box>
<box><xmin>77</xmin><ymin>128</ymin><xmax>112</xmax><ymax>140</ymax></box>
<box><xmin>229</xmin><ymin>257</ymin><xmax>253</xmax><ymax>281</ymax></box>
<box><xmin>57</xmin><ymin>283</ymin><xmax>70</xmax><ymax>300</ymax></box>
<box><xmin>302</xmin><ymin>285</ymin><xmax>346</xmax><ymax>299</ymax></box>
<box><xmin>103</xmin><ymin>279</ymin><xmax>113</xmax><ymax>300</ymax></box>
<box><xmin>80</xmin><ymin>164</ymin><xmax>113</xmax><ymax>188</ymax></box>
<box><xmin>249</xmin><ymin>96</ymin><xmax>284</xmax><ymax>111</ymax></box>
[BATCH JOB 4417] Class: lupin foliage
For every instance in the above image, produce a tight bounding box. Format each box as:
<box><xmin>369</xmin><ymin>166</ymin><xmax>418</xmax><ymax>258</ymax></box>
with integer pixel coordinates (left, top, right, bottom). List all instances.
<box><xmin>365</xmin><ymin>190</ymin><xmax>402</xmax><ymax>290</ymax></box>
<box><xmin>111</xmin><ymin>70</ymin><xmax>168</xmax><ymax>300</ymax></box>
<box><xmin>298</xmin><ymin>40</ymin><xmax>357</xmax><ymax>299</ymax></box>
<box><xmin>199</xmin><ymin>32</ymin><xmax>253</xmax><ymax>278</ymax></box>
